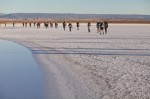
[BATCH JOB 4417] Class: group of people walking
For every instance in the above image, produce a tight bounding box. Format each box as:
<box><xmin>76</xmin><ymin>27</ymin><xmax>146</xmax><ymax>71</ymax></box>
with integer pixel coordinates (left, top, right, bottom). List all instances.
<box><xmin>62</xmin><ymin>21</ymin><xmax>108</xmax><ymax>34</ymax></box>
<box><xmin>62</xmin><ymin>21</ymin><xmax>74</xmax><ymax>32</ymax></box>
<box><xmin>44</xmin><ymin>22</ymin><xmax>58</xmax><ymax>29</ymax></box>
<box><xmin>1</xmin><ymin>21</ymin><xmax>108</xmax><ymax>34</ymax></box>
<box><xmin>96</xmin><ymin>21</ymin><xmax>108</xmax><ymax>34</ymax></box>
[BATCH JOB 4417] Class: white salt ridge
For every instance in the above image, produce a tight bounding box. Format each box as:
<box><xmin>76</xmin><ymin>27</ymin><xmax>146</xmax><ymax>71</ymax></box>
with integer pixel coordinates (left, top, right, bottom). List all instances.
<box><xmin>0</xmin><ymin>24</ymin><xmax>150</xmax><ymax>99</ymax></box>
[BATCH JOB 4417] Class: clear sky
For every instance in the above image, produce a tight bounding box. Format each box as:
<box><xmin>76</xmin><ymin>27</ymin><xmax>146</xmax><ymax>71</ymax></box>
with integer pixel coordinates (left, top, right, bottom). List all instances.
<box><xmin>0</xmin><ymin>0</ymin><xmax>150</xmax><ymax>15</ymax></box>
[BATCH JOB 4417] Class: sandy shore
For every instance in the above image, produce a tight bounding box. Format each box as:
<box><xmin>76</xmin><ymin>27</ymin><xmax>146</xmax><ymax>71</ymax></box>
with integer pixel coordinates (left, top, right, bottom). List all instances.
<box><xmin>0</xmin><ymin>24</ymin><xmax>150</xmax><ymax>99</ymax></box>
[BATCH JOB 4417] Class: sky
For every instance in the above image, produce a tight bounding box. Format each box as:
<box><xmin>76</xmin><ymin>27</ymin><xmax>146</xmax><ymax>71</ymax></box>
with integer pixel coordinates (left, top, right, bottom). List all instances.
<box><xmin>0</xmin><ymin>0</ymin><xmax>150</xmax><ymax>15</ymax></box>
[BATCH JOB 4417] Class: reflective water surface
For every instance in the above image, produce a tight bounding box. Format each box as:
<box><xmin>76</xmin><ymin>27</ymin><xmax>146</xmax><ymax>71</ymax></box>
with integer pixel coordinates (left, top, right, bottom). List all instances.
<box><xmin>0</xmin><ymin>40</ymin><xmax>45</xmax><ymax>99</ymax></box>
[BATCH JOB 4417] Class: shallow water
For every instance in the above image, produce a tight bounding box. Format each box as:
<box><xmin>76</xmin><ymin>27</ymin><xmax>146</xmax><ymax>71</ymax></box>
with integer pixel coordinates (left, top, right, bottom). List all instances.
<box><xmin>0</xmin><ymin>40</ymin><xmax>45</xmax><ymax>99</ymax></box>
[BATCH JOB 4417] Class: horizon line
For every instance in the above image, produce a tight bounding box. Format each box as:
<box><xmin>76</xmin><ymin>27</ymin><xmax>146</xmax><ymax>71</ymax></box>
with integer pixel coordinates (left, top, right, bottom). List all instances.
<box><xmin>1</xmin><ymin>13</ymin><xmax>150</xmax><ymax>16</ymax></box>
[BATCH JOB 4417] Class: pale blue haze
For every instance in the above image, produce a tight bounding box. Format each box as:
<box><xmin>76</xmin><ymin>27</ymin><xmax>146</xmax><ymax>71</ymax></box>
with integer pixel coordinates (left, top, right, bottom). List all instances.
<box><xmin>0</xmin><ymin>0</ymin><xmax>150</xmax><ymax>15</ymax></box>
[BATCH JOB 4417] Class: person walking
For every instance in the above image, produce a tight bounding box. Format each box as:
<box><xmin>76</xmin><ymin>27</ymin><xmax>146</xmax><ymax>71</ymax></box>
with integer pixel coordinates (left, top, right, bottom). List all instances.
<box><xmin>34</xmin><ymin>23</ymin><xmax>36</xmax><ymax>27</ymax></box>
<box><xmin>87</xmin><ymin>22</ymin><xmax>91</xmax><ymax>32</ymax></box>
<box><xmin>29</xmin><ymin>23</ymin><xmax>31</xmax><ymax>27</ymax></box>
<box><xmin>68</xmin><ymin>22</ymin><xmax>72</xmax><ymax>32</ymax></box>
<box><xmin>50</xmin><ymin>22</ymin><xmax>53</xmax><ymax>28</ymax></box>
<box><xmin>55</xmin><ymin>22</ymin><xmax>58</xmax><ymax>29</ymax></box>
<box><xmin>13</xmin><ymin>23</ymin><xmax>15</xmax><ymax>27</ymax></box>
<box><xmin>100</xmin><ymin>21</ymin><xmax>104</xmax><ymax>35</ymax></box>
<box><xmin>23</xmin><ymin>23</ymin><xmax>24</xmax><ymax>27</ymax></box>
<box><xmin>29</xmin><ymin>23</ymin><xmax>32</xmax><ymax>27</ymax></box>
<box><xmin>104</xmin><ymin>21</ymin><xmax>108</xmax><ymax>34</ymax></box>
<box><xmin>37</xmin><ymin>22</ymin><xmax>41</xmax><ymax>29</ymax></box>
<box><xmin>96</xmin><ymin>21</ymin><xmax>100</xmax><ymax>33</ymax></box>
<box><xmin>25</xmin><ymin>23</ymin><xmax>27</xmax><ymax>27</ymax></box>
<box><xmin>44</xmin><ymin>22</ymin><xmax>49</xmax><ymax>28</ymax></box>
<box><xmin>77</xmin><ymin>22</ymin><xmax>80</xmax><ymax>30</ymax></box>
<box><xmin>63</xmin><ymin>21</ymin><xmax>66</xmax><ymax>31</ymax></box>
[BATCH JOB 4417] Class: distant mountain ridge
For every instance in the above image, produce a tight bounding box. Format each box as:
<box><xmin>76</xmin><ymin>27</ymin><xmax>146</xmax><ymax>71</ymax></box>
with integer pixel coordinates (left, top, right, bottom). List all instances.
<box><xmin>0</xmin><ymin>13</ymin><xmax>150</xmax><ymax>20</ymax></box>
<box><xmin>0</xmin><ymin>13</ymin><xmax>5</xmax><ymax>16</ymax></box>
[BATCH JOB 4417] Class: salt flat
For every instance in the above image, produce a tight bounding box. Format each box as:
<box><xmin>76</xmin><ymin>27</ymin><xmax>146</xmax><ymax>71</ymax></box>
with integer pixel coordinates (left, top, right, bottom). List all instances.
<box><xmin>0</xmin><ymin>24</ymin><xmax>150</xmax><ymax>99</ymax></box>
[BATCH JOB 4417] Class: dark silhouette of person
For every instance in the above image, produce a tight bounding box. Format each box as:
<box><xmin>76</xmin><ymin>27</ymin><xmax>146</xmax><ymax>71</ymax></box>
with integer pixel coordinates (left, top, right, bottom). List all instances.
<box><xmin>37</xmin><ymin>23</ymin><xmax>38</xmax><ymax>28</ymax></box>
<box><xmin>55</xmin><ymin>22</ymin><xmax>58</xmax><ymax>29</ymax></box>
<box><xmin>100</xmin><ymin>21</ymin><xmax>104</xmax><ymax>35</ymax></box>
<box><xmin>25</xmin><ymin>23</ymin><xmax>27</xmax><ymax>27</ymax></box>
<box><xmin>87</xmin><ymin>22</ymin><xmax>91</xmax><ymax>32</ymax></box>
<box><xmin>68</xmin><ymin>22</ymin><xmax>72</xmax><ymax>32</ymax></box>
<box><xmin>23</xmin><ymin>23</ymin><xmax>24</xmax><ymax>27</ymax></box>
<box><xmin>104</xmin><ymin>21</ymin><xmax>108</xmax><ymax>34</ymax></box>
<box><xmin>29</xmin><ymin>23</ymin><xmax>31</xmax><ymax>27</ymax></box>
<box><xmin>34</xmin><ymin>23</ymin><xmax>36</xmax><ymax>27</ymax></box>
<box><xmin>37</xmin><ymin>22</ymin><xmax>41</xmax><ymax>29</ymax></box>
<box><xmin>77</xmin><ymin>22</ymin><xmax>80</xmax><ymax>30</ymax></box>
<box><xmin>13</xmin><ymin>23</ymin><xmax>15</xmax><ymax>27</ymax></box>
<box><xmin>44</xmin><ymin>22</ymin><xmax>49</xmax><ymax>28</ymax></box>
<box><xmin>63</xmin><ymin>21</ymin><xmax>66</xmax><ymax>31</ymax></box>
<box><xmin>96</xmin><ymin>21</ymin><xmax>100</xmax><ymax>33</ymax></box>
<box><xmin>50</xmin><ymin>22</ymin><xmax>53</xmax><ymax>28</ymax></box>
